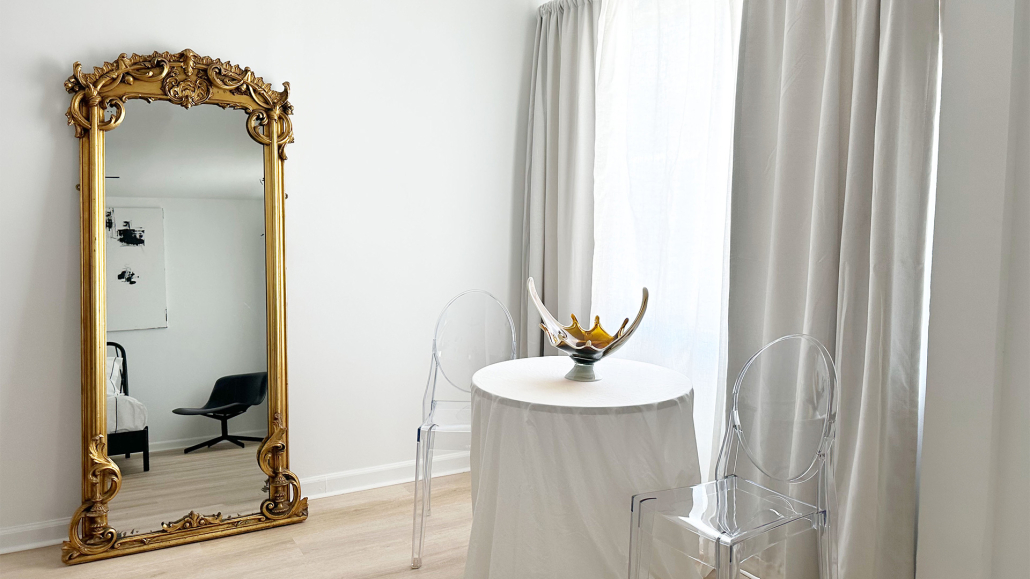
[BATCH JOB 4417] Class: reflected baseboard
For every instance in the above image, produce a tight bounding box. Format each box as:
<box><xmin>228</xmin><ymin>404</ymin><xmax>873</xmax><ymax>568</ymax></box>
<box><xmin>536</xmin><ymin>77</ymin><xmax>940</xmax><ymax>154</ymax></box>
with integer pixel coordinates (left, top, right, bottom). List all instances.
<box><xmin>301</xmin><ymin>451</ymin><xmax>471</xmax><ymax>501</ymax></box>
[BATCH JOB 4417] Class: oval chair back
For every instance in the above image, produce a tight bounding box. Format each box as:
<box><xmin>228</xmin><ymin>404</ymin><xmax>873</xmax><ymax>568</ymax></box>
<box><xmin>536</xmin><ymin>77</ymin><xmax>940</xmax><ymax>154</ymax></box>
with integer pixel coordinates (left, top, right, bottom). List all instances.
<box><xmin>421</xmin><ymin>290</ymin><xmax>516</xmax><ymax>421</ymax></box>
<box><xmin>411</xmin><ymin>290</ymin><xmax>516</xmax><ymax>570</ymax></box>
<box><xmin>716</xmin><ymin>334</ymin><xmax>839</xmax><ymax>483</ymax></box>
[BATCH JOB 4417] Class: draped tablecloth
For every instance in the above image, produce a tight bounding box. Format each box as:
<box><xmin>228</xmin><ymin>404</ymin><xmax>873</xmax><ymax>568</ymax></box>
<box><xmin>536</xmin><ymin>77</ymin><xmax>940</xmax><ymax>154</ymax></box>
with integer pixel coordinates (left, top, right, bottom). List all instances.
<box><xmin>464</xmin><ymin>356</ymin><xmax>700</xmax><ymax>579</ymax></box>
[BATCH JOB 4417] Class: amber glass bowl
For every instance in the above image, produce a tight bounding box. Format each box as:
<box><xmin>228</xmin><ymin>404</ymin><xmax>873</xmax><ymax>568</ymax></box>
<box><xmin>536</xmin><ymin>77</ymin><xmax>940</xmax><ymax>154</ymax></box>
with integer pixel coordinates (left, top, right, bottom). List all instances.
<box><xmin>527</xmin><ymin>277</ymin><xmax>648</xmax><ymax>381</ymax></box>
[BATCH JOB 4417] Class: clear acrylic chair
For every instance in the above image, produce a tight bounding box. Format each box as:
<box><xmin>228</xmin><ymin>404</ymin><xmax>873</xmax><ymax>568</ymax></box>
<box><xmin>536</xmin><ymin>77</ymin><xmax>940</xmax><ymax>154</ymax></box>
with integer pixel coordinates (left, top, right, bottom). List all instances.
<box><xmin>629</xmin><ymin>334</ymin><xmax>839</xmax><ymax>579</ymax></box>
<box><xmin>411</xmin><ymin>289</ymin><xmax>516</xmax><ymax>569</ymax></box>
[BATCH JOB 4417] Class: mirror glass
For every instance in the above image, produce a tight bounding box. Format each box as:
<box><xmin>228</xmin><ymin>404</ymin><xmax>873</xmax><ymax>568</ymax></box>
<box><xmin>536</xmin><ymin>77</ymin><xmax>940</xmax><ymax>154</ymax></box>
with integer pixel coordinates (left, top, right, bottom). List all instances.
<box><xmin>103</xmin><ymin>100</ymin><xmax>268</xmax><ymax>534</ymax></box>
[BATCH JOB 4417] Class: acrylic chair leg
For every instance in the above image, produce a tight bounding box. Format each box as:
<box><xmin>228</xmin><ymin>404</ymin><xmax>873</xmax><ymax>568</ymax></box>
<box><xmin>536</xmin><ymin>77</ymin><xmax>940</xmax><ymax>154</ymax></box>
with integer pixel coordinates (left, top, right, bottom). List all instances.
<box><xmin>425</xmin><ymin>428</ymin><xmax>436</xmax><ymax>517</ymax></box>
<box><xmin>411</xmin><ymin>427</ymin><xmax>431</xmax><ymax>569</ymax></box>
<box><xmin>717</xmin><ymin>543</ymin><xmax>741</xmax><ymax>579</ymax></box>
<box><xmin>628</xmin><ymin>499</ymin><xmax>642</xmax><ymax>579</ymax></box>
<box><xmin>816</xmin><ymin>512</ymin><xmax>838</xmax><ymax>579</ymax></box>
<box><xmin>630</xmin><ymin>497</ymin><xmax>658</xmax><ymax>579</ymax></box>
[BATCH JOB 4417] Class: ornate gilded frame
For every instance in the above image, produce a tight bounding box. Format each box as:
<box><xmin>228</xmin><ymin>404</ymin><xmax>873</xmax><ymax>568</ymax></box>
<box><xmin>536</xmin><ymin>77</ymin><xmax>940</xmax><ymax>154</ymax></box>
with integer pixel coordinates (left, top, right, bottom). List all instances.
<box><xmin>62</xmin><ymin>49</ymin><xmax>306</xmax><ymax>564</ymax></box>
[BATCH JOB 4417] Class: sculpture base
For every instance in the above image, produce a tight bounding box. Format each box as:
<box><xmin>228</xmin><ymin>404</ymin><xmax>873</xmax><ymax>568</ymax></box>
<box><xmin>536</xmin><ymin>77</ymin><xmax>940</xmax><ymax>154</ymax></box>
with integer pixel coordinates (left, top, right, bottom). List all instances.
<box><xmin>565</xmin><ymin>362</ymin><xmax>599</xmax><ymax>382</ymax></box>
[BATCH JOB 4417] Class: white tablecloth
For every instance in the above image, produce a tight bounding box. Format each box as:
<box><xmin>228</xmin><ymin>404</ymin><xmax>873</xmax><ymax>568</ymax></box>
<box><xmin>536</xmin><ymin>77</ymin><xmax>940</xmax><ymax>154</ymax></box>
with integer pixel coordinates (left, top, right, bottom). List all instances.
<box><xmin>465</xmin><ymin>356</ymin><xmax>700</xmax><ymax>579</ymax></box>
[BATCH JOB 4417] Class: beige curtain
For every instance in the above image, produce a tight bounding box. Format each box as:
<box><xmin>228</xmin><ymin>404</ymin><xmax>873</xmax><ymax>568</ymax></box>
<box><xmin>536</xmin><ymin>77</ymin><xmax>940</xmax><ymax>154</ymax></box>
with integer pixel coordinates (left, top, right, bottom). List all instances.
<box><xmin>520</xmin><ymin>0</ymin><xmax>601</xmax><ymax>357</ymax></box>
<box><xmin>723</xmin><ymin>0</ymin><xmax>940</xmax><ymax>578</ymax></box>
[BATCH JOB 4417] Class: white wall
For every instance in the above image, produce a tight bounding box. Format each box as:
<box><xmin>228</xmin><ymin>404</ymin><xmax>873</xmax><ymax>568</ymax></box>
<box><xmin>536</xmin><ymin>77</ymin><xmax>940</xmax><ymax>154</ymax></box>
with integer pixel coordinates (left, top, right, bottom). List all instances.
<box><xmin>916</xmin><ymin>0</ymin><xmax>1029</xmax><ymax>577</ymax></box>
<box><xmin>106</xmin><ymin>197</ymin><xmax>268</xmax><ymax>448</ymax></box>
<box><xmin>0</xmin><ymin>0</ymin><xmax>538</xmax><ymax>551</ymax></box>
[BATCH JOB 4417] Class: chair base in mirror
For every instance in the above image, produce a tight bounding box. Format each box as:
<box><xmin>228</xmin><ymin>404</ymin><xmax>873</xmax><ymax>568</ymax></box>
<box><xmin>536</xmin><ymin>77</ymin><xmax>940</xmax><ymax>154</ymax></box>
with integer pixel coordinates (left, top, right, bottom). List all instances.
<box><xmin>182</xmin><ymin>429</ymin><xmax>264</xmax><ymax>454</ymax></box>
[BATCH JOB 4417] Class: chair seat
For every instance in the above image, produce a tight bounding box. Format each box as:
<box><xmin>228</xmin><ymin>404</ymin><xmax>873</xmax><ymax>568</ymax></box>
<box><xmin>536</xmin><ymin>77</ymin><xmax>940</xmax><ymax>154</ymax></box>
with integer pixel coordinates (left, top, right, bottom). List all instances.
<box><xmin>172</xmin><ymin>402</ymin><xmax>250</xmax><ymax>416</ymax></box>
<box><xmin>651</xmin><ymin>476</ymin><xmax>819</xmax><ymax>547</ymax></box>
<box><xmin>422</xmin><ymin>400</ymin><xmax>472</xmax><ymax>432</ymax></box>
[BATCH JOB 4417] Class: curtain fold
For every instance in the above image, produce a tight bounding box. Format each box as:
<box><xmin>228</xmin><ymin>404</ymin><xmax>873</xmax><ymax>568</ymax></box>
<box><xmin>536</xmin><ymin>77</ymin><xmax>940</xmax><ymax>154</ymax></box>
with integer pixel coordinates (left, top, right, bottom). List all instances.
<box><xmin>724</xmin><ymin>0</ymin><xmax>940</xmax><ymax>577</ymax></box>
<box><xmin>520</xmin><ymin>0</ymin><xmax>602</xmax><ymax>358</ymax></box>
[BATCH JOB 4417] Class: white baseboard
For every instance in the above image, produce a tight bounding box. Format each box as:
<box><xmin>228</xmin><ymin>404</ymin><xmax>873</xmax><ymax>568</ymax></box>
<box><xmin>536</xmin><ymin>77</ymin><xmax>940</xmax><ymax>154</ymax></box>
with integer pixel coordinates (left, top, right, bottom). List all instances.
<box><xmin>300</xmin><ymin>451</ymin><xmax>470</xmax><ymax>501</ymax></box>
<box><xmin>0</xmin><ymin>518</ymin><xmax>70</xmax><ymax>555</ymax></box>
<box><xmin>0</xmin><ymin>451</ymin><xmax>469</xmax><ymax>555</ymax></box>
<box><xmin>147</xmin><ymin>429</ymin><xmax>267</xmax><ymax>453</ymax></box>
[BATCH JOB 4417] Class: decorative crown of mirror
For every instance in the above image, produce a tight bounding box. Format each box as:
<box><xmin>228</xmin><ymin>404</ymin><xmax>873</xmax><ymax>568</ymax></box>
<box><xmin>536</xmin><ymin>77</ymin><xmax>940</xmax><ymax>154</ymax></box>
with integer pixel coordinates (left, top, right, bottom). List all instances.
<box><xmin>63</xmin><ymin>49</ymin><xmax>305</xmax><ymax>565</ymax></box>
<box><xmin>527</xmin><ymin>278</ymin><xmax>649</xmax><ymax>381</ymax></box>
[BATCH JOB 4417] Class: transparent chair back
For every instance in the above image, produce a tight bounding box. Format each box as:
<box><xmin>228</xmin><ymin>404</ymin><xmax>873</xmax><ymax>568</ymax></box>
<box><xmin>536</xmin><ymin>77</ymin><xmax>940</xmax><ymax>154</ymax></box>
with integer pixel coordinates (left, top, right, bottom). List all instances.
<box><xmin>421</xmin><ymin>289</ymin><xmax>516</xmax><ymax>423</ymax></box>
<box><xmin>718</xmin><ymin>334</ymin><xmax>838</xmax><ymax>483</ymax></box>
<box><xmin>631</xmin><ymin>334</ymin><xmax>839</xmax><ymax>579</ymax></box>
<box><xmin>412</xmin><ymin>289</ymin><xmax>515</xmax><ymax>568</ymax></box>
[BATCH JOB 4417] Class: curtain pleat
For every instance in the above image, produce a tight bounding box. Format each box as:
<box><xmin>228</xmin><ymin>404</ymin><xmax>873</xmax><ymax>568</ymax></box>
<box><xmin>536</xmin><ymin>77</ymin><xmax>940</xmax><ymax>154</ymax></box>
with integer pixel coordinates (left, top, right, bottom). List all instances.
<box><xmin>724</xmin><ymin>0</ymin><xmax>940</xmax><ymax>577</ymax></box>
<box><xmin>520</xmin><ymin>0</ymin><xmax>601</xmax><ymax>358</ymax></box>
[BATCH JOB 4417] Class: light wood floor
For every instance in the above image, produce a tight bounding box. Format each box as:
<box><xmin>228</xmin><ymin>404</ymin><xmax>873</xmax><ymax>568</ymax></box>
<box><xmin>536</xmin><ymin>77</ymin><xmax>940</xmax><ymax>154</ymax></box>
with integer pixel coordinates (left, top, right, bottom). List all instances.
<box><xmin>0</xmin><ymin>473</ymin><xmax>472</xmax><ymax>579</ymax></box>
<box><xmin>108</xmin><ymin>443</ymin><xmax>267</xmax><ymax>534</ymax></box>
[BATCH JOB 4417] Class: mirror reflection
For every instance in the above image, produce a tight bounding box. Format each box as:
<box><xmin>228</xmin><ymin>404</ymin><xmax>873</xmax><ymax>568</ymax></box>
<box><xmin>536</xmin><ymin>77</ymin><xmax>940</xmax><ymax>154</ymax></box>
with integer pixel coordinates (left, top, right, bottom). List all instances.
<box><xmin>103</xmin><ymin>101</ymin><xmax>268</xmax><ymax>534</ymax></box>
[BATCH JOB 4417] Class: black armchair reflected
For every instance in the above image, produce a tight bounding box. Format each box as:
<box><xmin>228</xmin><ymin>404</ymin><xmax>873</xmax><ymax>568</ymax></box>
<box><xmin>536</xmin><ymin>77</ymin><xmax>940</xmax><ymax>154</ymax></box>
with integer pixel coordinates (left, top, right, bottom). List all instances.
<box><xmin>173</xmin><ymin>372</ymin><xmax>267</xmax><ymax>454</ymax></box>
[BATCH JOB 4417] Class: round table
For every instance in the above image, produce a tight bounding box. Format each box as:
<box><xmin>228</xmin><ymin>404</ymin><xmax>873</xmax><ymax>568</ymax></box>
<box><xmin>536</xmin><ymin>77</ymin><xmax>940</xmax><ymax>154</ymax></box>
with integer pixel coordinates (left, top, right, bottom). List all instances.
<box><xmin>464</xmin><ymin>356</ymin><xmax>700</xmax><ymax>579</ymax></box>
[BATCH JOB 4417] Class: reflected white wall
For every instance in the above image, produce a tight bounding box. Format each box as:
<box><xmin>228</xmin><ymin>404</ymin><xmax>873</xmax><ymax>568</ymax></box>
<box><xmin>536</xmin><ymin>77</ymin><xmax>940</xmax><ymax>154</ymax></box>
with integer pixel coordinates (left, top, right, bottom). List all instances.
<box><xmin>106</xmin><ymin>196</ymin><xmax>268</xmax><ymax>448</ymax></box>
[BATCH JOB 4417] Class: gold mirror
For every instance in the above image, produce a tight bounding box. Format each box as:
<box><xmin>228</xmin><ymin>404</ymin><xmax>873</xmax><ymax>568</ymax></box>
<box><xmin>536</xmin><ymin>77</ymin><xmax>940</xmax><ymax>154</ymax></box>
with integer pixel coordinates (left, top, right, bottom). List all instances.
<box><xmin>62</xmin><ymin>49</ymin><xmax>306</xmax><ymax>564</ymax></box>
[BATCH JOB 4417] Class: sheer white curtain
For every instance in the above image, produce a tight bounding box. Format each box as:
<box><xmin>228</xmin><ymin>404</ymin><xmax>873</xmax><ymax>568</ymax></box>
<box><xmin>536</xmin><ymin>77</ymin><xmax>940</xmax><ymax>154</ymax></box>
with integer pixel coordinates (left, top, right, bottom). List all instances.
<box><xmin>590</xmin><ymin>0</ymin><xmax>742</xmax><ymax>475</ymax></box>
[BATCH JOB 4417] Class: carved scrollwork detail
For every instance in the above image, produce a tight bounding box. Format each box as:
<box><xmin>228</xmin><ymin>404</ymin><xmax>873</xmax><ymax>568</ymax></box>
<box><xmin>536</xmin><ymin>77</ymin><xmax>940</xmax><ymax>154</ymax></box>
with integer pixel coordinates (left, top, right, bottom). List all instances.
<box><xmin>248</xmin><ymin>110</ymin><xmax>271</xmax><ymax>146</ymax></box>
<box><xmin>61</xmin><ymin>436</ymin><xmax>123</xmax><ymax>562</ymax></box>
<box><xmin>207</xmin><ymin>61</ymin><xmax>284</xmax><ymax>111</ymax></box>
<box><xmin>277</xmin><ymin>112</ymin><xmax>295</xmax><ymax>161</ymax></box>
<box><xmin>65</xmin><ymin>49</ymin><xmax>292</xmax><ymax>154</ymax></box>
<box><xmin>110</xmin><ymin>510</ymin><xmax>277</xmax><ymax>552</ymax></box>
<box><xmin>246</xmin><ymin>104</ymin><xmax>295</xmax><ymax>160</ymax></box>
<box><xmin>163</xmin><ymin>76</ymin><xmax>211</xmax><ymax>108</ymax></box>
<box><xmin>258</xmin><ymin>413</ymin><xmax>308</xmax><ymax>520</ymax></box>
<box><xmin>161</xmin><ymin>511</ymin><xmax>224</xmax><ymax>532</ymax></box>
<box><xmin>64</xmin><ymin>53</ymin><xmax>171</xmax><ymax>100</ymax></box>
<box><xmin>65</xmin><ymin>53</ymin><xmax>170</xmax><ymax>136</ymax></box>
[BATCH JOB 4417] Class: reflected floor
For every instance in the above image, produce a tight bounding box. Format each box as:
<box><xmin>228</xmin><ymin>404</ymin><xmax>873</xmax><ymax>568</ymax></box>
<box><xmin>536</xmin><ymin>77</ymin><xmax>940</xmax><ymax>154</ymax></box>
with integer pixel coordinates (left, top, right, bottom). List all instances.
<box><xmin>108</xmin><ymin>443</ymin><xmax>268</xmax><ymax>535</ymax></box>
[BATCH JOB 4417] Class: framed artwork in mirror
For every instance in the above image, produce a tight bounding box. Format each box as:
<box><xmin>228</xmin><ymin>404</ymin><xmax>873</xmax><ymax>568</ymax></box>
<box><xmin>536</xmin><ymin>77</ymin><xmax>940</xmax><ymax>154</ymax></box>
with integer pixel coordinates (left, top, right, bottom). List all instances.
<box><xmin>63</xmin><ymin>49</ymin><xmax>306</xmax><ymax>564</ymax></box>
<box><xmin>105</xmin><ymin>207</ymin><xmax>167</xmax><ymax>331</ymax></box>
